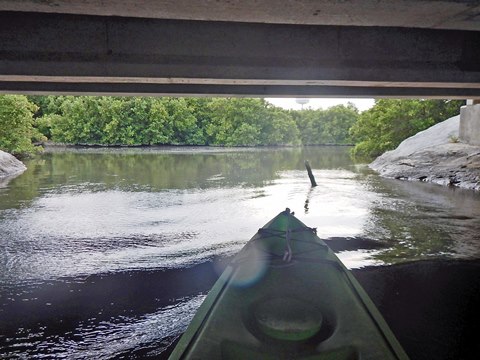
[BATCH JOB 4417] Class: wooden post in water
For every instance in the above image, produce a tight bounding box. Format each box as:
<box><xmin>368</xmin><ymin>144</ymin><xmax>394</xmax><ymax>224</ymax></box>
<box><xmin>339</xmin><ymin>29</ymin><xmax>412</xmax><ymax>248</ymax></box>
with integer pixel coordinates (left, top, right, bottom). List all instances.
<box><xmin>304</xmin><ymin>160</ymin><xmax>317</xmax><ymax>187</ymax></box>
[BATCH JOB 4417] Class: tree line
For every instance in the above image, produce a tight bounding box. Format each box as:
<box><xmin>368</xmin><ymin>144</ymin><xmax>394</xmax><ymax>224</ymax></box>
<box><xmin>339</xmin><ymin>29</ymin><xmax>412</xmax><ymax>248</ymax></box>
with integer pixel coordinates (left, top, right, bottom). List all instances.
<box><xmin>350</xmin><ymin>99</ymin><xmax>464</xmax><ymax>158</ymax></box>
<box><xmin>0</xmin><ymin>95</ymin><xmax>463</xmax><ymax>159</ymax></box>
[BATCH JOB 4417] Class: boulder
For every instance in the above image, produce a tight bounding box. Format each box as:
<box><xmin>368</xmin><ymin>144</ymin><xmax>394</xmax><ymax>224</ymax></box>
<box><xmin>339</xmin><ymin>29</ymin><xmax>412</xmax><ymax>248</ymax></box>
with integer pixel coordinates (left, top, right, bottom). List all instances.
<box><xmin>369</xmin><ymin>115</ymin><xmax>480</xmax><ymax>191</ymax></box>
<box><xmin>0</xmin><ymin>150</ymin><xmax>27</xmax><ymax>179</ymax></box>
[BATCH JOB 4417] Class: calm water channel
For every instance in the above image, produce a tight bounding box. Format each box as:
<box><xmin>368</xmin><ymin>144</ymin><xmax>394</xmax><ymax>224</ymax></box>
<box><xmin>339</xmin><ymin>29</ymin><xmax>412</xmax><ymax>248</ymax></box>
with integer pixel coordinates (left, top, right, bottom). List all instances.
<box><xmin>1</xmin><ymin>146</ymin><xmax>479</xmax><ymax>359</ymax></box>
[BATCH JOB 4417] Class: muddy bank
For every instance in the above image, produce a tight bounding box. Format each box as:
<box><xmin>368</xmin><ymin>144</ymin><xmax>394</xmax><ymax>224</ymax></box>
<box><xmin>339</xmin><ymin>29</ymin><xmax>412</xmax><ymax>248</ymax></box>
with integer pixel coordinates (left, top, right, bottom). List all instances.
<box><xmin>370</xmin><ymin>115</ymin><xmax>480</xmax><ymax>191</ymax></box>
<box><xmin>1</xmin><ymin>257</ymin><xmax>478</xmax><ymax>359</ymax></box>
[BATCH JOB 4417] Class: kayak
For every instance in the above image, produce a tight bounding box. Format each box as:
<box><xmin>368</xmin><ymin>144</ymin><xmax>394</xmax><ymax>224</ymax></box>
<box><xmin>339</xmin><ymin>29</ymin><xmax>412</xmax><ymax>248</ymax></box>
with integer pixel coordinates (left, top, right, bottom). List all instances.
<box><xmin>169</xmin><ymin>209</ymin><xmax>409</xmax><ymax>359</ymax></box>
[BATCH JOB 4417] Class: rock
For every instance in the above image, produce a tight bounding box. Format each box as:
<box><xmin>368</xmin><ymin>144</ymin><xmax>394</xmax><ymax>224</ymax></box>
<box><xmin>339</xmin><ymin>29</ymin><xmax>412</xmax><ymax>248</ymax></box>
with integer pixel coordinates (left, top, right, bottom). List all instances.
<box><xmin>0</xmin><ymin>150</ymin><xmax>27</xmax><ymax>180</ymax></box>
<box><xmin>369</xmin><ymin>115</ymin><xmax>480</xmax><ymax>191</ymax></box>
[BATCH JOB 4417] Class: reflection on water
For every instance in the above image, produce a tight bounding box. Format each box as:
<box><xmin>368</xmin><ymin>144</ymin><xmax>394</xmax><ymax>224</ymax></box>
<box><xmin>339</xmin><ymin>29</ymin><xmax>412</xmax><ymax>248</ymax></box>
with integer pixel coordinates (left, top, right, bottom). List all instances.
<box><xmin>1</xmin><ymin>146</ymin><xmax>479</xmax><ymax>358</ymax></box>
<box><xmin>362</xmin><ymin>176</ymin><xmax>480</xmax><ymax>263</ymax></box>
<box><xmin>2</xmin><ymin>294</ymin><xmax>205</xmax><ymax>359</ymax></box>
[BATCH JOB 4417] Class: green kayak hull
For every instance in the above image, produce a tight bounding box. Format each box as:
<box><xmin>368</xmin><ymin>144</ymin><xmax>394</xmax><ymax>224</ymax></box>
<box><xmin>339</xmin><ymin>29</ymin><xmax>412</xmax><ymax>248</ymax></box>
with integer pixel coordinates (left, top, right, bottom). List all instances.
<box><xmin>169</xmin><ymin>209</ymin><xmax>409</xmax><ymax>360</ymax></box>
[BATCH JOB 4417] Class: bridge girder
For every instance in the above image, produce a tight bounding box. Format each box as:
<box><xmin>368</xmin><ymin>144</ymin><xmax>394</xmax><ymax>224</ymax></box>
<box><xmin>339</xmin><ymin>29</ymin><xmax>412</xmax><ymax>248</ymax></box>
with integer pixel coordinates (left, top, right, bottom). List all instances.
<box><xmin>0</xmin><ymin>11</ymin><xmax>479</xmax><ymax>97</ymax></box>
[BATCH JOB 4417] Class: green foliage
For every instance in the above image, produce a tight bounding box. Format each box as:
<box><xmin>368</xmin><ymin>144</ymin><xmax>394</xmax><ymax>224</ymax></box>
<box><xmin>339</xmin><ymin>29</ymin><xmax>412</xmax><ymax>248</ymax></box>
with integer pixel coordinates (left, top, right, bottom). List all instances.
<box><xmin>264</xmin><ymin>108</ymin><xmax>301</xmax><ymax>146</ymax></box>
<box><xmin>206</xmin><ymin>98</ymin><xmax>300</xmax><ymax>146</ymax></box>
<box><xmin>32</xmin><ymin>96</ymin><xmax>305</xmax><ymax>147</ymax></box>
<box><xmin>18</xmin><ymin>96</ymin><xmax>464</xmax><ymax>157</ymax></box>
<box><xmin>291</xmin><ymin>103</ymin><xmax>358</xmax><ymax>145</ymax></box>
<box><xmin>322</xmin><ymin>104</ymin><xmax>359</xmax><ymax>144</ymax></box>
<box><xmin>0</xmin><ymin>95</ymin><xmax>43</xmax><ymax>157</ymax></box>
<box><xmin>31</xmin><ymin>96</ymin><xmax>205</xmax><ymax>146</ymax></box>
<box><xmin>350</xmin><ymin>99</ymin><xmax>464</xmax><ymax>158</ymax></box>
<box><xmin>28</xmin><ymin>95</ymin><xmax>68</xmax><ymax>117</ymax></box>
<box><xmin>162</xmin><ymin>98</ymin><xmax>204</xmax><ymax>145</ymax></box>
<box><xmin>34</xmin><ymin>113</ymin><xmax>57</xmax><ymax>139</ymax></box>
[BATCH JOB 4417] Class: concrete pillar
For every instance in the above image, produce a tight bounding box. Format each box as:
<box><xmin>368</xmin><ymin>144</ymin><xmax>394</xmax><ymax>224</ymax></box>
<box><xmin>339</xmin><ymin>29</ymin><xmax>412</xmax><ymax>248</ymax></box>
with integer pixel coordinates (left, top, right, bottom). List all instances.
<box><xmin>460</xmin><ymin>102</ymin><xmax>480</xmax><ymax>146</ymax></box>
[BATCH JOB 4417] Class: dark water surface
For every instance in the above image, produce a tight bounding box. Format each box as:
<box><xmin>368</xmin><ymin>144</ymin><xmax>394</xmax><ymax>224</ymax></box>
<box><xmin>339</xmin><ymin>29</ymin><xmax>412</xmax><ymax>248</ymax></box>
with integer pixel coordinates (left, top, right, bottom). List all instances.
<box><xmin>1</xmin><ymin>146</ymin><xmax>479</xmax><ymax>359</ymax></box>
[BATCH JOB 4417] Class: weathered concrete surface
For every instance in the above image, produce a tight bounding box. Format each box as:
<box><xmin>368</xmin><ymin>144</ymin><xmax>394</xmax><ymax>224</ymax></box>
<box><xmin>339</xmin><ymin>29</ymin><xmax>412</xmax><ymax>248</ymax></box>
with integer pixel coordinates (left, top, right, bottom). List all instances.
<box><xmin>370</xmin><ymin>116</ymin><xmax>480</xmax><ymax>191</ymax></box>
<box><xmin>0</xmin><ymin>150</ymin><xmax>26</xmax><ymax>183</ymax></box>
<box><xmin>1</xmin><ymin>0</ymin><xmax>479</xmax><ymax>31</ymax></box>
<box><xmin>0</xmin><ymin>11</ymin><xmax>479</xmax><ymax>97</ymax></box>
<box><xmin>460</xmin><ymin>104</ymin><xmax>480</xmax><ymax>146</ymax></box>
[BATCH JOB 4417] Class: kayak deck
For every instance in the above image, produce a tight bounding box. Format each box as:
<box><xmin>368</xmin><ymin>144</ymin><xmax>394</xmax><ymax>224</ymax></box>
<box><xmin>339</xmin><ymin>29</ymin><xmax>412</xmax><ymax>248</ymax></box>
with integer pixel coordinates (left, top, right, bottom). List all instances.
<box><xmin>169</xmin><ymin>209</ymin><xmax>409</xmax><ymax>359</ymax></box>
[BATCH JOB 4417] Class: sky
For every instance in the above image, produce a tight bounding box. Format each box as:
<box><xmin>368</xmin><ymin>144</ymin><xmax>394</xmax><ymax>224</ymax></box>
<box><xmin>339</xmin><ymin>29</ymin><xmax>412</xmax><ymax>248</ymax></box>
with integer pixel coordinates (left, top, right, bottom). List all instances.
<box><xmin>265</xmin><ymin>98</ymin><xmax>375</xmax><ymax>112</ymax></box>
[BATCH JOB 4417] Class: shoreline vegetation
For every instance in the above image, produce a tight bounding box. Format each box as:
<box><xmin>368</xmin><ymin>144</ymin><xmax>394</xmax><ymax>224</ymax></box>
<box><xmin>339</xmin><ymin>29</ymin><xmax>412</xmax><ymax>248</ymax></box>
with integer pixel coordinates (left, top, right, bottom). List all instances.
<box><xmin>28</xmin><ymin>96</ymin><xmax>356</xmax><ymax>149</ymax></box>
<box><xmin>0</xmin><ymin>95</ymin><xmax>463</xmax><ymax>159</ymax></box>
<box><xmin>40</xmin><ymin>142</ymin><xmax>356</xmax><ymax>149</ymax></box>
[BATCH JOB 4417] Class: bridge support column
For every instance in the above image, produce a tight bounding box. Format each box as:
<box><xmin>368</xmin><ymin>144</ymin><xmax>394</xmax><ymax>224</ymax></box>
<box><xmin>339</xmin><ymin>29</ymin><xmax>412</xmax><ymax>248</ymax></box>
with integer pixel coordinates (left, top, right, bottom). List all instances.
<box><xmin>460</xmin><ymin>100</ymin><xmax>480</xmax><ymax>146</ymax></box>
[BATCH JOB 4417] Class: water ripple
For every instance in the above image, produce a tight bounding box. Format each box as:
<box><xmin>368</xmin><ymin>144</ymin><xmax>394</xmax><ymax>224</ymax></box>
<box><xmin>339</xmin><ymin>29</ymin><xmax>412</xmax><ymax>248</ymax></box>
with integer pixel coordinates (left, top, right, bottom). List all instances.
<box><xmin>1</xmin><ymin>295</ymin><xmax>205</xmax><ymax>359</ymax></box>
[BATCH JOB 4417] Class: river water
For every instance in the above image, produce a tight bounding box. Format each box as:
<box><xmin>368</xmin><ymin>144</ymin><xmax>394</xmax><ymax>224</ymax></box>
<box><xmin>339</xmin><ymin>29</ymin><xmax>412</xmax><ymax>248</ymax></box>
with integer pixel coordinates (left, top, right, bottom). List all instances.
<box><xmin>1</xmin><ymin>146</ymin><xmax>479</xmax><ymax>359</ymax></box>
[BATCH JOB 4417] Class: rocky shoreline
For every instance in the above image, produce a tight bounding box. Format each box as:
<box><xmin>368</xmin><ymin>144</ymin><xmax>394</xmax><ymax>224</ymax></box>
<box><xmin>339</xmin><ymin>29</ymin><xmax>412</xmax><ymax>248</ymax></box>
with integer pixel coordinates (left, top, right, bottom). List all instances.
<box><xmin>370</xmin><ymin>115</ymin><xmax>480</xmax><ymax>191</ymax></box>
<box><xmin>0</xmin><ymin>150</ymin><xmax>26</xmax><ymax>186</ymax></box>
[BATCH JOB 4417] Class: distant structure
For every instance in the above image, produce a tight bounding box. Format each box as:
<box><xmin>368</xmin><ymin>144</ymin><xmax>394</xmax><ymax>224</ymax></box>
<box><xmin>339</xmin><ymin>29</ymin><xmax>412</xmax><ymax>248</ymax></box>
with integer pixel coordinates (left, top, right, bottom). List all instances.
<box><xmin>295</xmin><ymin>98</ymin><xmax>310</xmax><ymax>109</ymax></box>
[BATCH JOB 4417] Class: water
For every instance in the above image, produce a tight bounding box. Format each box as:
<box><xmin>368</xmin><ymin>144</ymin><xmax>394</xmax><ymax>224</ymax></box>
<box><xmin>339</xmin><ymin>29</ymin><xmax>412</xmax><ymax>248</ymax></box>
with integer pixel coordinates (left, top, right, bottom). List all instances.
<box><xmin>1</xmin><ymin>146</ymin><xmax>479</xmax><ymax>359</ymax></box>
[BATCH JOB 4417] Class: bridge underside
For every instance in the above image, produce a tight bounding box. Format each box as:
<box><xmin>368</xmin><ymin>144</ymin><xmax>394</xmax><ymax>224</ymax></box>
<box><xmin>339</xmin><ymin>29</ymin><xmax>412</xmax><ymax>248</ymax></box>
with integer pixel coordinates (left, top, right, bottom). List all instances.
<box><xmin>0</xmin><ymin>10</ymin><xmax>479</xmax><ymax>98</ymax></box>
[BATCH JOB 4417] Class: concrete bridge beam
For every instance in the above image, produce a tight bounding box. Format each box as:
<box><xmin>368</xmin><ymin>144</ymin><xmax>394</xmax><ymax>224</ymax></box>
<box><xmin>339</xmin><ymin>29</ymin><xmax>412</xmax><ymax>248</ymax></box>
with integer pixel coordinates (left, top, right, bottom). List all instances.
<box><xmin>460</xmin><ymin>101</ymin><xmax>480</xmax><ymax>146</ymax></box>
<box><xmin>0</xmin><ymin>11</ymin><xmax>479</xmax><ymax>97</ymax></box>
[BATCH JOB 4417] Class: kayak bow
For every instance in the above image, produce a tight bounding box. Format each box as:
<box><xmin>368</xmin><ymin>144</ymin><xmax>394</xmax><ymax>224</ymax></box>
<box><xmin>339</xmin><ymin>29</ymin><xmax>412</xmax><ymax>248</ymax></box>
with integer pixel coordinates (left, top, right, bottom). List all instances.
<box><xmin>169</xmin><ymin>209</ymin><xmax>409</xmax><ymax>359</ymax></box>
